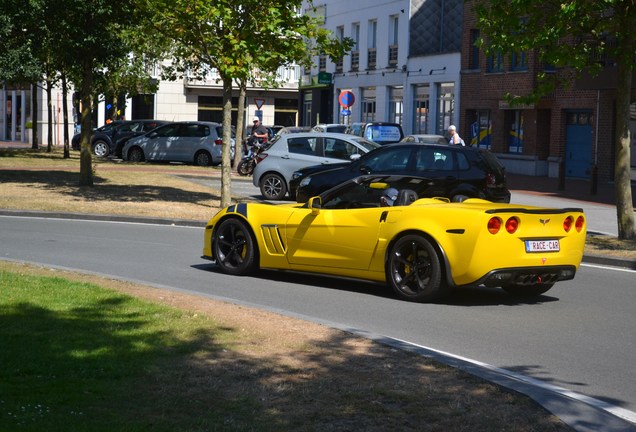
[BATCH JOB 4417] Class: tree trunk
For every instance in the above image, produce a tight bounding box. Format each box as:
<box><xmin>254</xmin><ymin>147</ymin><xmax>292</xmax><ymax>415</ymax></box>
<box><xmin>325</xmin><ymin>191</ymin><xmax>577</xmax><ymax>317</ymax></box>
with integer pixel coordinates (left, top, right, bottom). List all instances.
<box><xmin>614</xmin><ymin>34</ymin><xmax>635</xmax><ymax>240</ymax></box>
<box><xmin>62</xmin><ymin>73</ymin><xmax>70</xmax><ymax>159</ymax></box>
<box><xmin>79</xmin><ymin>63</ymin><xmax>94</xmax><ymax>186</ymax></box>
<box><xmin>31</xmin><ymin>82</ymin><xmax>39</xmax><ymax>150</ymax></box>
<box><xmin>220</xmin><ymin>75</ymin><xmax>234</xmax><ymax>208</ymax></box>
<box><xmin>234</xmin><ymin>80</ymin><xmax>247</xmax><ymax>170</ymax></box>
<box><xmin>46</xmin><ymin>78</ymin><xmax>53</xmax><ymax>153</ymax></box>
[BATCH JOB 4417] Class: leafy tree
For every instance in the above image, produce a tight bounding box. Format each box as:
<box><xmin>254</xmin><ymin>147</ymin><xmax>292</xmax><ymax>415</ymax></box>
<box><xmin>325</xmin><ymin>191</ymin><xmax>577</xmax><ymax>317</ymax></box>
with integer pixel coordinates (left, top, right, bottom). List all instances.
<box><xmin>474</xmin><ymin>0</ymin><xmax>635</xmax><ymax>239</ymax></box>
<box><xmin>47</xmin><ymin>0</ymin><xmax>170</xmax><ymax>185</ymax></box>
<box><xmin>0</xmin><ymin>0</ymin><xmax>46</xmax><ymax>149</ymax></box>
<box><xmin>147</xmin><ymin>0</ymin><xmax>351</xmax><ymax>207</ymax></box>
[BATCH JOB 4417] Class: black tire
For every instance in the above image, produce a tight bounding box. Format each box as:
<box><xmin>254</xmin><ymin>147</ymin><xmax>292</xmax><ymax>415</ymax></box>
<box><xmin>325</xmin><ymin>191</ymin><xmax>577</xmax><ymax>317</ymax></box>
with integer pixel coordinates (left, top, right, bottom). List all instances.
<box><xmin>93</xmin><ymin>140</ymin><xmax>110</xmax><ymax>158</ymax></box>
<box><xmin>128</xmin><ymin>147</ymin><xmax>145</xmax><ymax>162</ymax></box>
<box><xmin>237</xmin><ymin>159</ymin><xmax>254</xmax><ymax>176</ymax></box>
<box><xmin>502</xmin><ymin>283</ymin><xmax>554</xmax><ymax>297</ymax></box>
<box><xmin>213</xmin><ymin>218</ymin><xmax>257</xmax><ymax>275</ymax></box>
<box><xmin>194</xmin><ymin>150</ymin><xmax>212</xmax><ymax>167</ymax></box>
<box><xmin>260</xmin><ymin>173</ymin><xmax>287</xmax><ymax>200</ymax></box>
<box><xmin>387</xmin><ymin>234</ymin><xmax>445</xmax><ymax>302</ymax></box>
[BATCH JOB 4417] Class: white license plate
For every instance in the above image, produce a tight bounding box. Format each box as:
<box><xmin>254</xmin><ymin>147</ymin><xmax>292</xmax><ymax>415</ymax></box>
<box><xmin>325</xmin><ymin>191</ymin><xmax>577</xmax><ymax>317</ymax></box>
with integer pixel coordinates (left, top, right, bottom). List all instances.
<box><xmin>525</xmin><ymin>239</ymin><xmax>560</xmax><ymax>253</ymax></box>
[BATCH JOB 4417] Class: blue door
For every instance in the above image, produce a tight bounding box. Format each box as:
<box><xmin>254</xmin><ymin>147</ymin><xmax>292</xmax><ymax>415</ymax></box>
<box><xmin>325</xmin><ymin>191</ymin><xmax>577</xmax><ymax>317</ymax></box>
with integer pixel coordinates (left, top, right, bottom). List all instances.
<box><xmin>565</xmin><ymin>112</ymin><xmax>593</xmax><ymax>179</ymax></box>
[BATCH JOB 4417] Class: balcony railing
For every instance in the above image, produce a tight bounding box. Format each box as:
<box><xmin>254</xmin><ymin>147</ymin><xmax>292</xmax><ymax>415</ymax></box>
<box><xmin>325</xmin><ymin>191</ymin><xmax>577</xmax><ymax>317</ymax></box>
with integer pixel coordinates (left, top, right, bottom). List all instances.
<box><xmin>184</xmin><ymin>65</ymin><xmax>301</xmax><ymax>89</ymax></box>
<box><xmin>367</xmin><ymin>48</ymin><xmax>377</xmax><ymax>70</ymax></box>
<box><xmin>350</xmin><ymin>51</ymin><xmax>359</xmax><ymax>71</ymax></box>
<box><xmin>319</xmin><ymin>55</ymin><xmax>326</xmax><ymax>72</ymax></box>
<box><xmin>335</xmin><ymin>57</ymin><xmax>343</xmax><ymax>73</ymax></box>
<box><xmin>388</xmin><ymin>45</ymin><xmax>398</xmax><ymax>67</ymax></box>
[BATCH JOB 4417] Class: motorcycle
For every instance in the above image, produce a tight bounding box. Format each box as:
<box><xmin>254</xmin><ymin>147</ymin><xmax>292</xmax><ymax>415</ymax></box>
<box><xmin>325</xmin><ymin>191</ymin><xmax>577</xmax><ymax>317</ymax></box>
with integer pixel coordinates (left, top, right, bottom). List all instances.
<box><xmin>237</xmin><ymin>135</ymin><xmax>265</xmax><ymax>176</ymax></box>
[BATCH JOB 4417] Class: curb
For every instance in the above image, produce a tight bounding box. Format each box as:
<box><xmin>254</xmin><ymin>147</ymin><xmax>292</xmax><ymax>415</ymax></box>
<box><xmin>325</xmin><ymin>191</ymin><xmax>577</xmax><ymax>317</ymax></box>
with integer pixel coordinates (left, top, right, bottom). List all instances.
<box><xmin>2</xmin><ymin>209</ymin><xmax>635</xmax><ymax>270</ymax></box>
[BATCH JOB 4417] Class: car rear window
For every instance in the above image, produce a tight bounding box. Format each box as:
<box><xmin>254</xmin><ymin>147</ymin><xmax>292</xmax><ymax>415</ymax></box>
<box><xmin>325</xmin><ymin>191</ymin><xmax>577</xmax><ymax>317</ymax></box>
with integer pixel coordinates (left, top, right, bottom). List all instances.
<box><xmin>288</xmin><ymin>137</ymin><xmax>317</xmax><ymax>155</ymax></box>
<box><xmin>479</xmin><ymin>149</ymin><xmax>506</xmax><ymax>174</ymax></box>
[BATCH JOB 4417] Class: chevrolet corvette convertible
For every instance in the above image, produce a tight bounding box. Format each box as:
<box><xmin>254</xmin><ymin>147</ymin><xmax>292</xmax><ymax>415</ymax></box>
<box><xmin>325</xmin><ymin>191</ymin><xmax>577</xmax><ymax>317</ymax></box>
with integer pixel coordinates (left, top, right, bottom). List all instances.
<box><xmin>202</xmin><ymin>175</ymin><xmax>586</xmax><ymax>302</ymax></box>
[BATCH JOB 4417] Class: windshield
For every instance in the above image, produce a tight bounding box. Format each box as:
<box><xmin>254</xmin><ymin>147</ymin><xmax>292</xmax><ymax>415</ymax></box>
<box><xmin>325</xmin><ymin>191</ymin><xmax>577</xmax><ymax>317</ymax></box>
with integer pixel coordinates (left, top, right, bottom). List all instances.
<box><xmin>351</xmin><ymin>137</ymin><xmax>382</xmax><ymax>152</ymax></box>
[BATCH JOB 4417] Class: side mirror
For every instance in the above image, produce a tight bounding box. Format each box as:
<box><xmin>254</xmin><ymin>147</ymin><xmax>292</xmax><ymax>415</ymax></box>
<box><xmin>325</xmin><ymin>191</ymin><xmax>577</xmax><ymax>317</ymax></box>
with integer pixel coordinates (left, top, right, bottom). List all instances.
<box><xmin>149</xmin><ymin>132</ymin><xmax>158</xmax><ymax>139</ymax></box>
<box><xmin>350</xmin><ymin>154</ymin><xmax>361</xmax><ymax>161</ymax></box>
<box><xmin>308</xmin><ymin>196</ymin><xmax>321</xmax><ymax>215</ymax></box>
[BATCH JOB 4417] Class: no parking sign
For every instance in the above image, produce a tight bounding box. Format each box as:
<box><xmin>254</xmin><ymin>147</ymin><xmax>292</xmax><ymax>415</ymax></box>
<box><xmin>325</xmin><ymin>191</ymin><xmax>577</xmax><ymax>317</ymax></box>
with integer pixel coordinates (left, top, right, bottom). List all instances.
<box><xmin>339</xmin><ymin>91</ymin><xmax>355</xmax><ymax>108</ymax></box>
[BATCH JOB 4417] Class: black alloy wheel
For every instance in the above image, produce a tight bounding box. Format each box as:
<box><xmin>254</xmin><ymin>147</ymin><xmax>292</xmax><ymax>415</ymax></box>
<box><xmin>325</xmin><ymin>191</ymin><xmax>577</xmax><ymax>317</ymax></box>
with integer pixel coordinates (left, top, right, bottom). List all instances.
<box><xmin>213</xmin><ymin>218</ymin><xmax>257</xmax><ymax>275</ymax></box>
<box><xmin>387</xmin><ymin>234</ymin><xmax>446</xmax><ymax>302</ymax></box>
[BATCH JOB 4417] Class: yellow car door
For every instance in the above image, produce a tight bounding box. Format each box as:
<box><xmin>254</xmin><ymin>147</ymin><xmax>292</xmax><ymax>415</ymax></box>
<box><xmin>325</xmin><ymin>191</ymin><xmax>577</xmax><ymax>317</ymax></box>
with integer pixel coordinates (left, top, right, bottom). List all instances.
<box><xmin>285</xmin><ymin>207</ymin><xmax>385</xmax><ymax>270</ymax></box>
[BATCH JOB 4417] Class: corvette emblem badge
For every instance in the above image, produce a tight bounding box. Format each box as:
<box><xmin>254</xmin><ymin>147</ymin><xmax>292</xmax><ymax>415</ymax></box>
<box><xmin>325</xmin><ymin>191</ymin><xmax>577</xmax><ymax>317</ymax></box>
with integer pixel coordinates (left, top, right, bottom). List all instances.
<box><xmin>540</xmin><ymin>218</ymin><xmax>550</xmax><ymax>226</ymax></box>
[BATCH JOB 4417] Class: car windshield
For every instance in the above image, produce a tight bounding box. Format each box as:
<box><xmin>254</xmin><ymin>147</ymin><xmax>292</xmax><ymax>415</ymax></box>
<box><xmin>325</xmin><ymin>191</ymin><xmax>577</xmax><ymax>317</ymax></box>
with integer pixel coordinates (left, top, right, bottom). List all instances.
<box><xmin>320</xmin><ymin>176</ymin><xmax>431</xmax><ymax>209</ymax></box>
<box><xmin>351</xmin><ymin>137</ymin><xmax>381</xmax><ymax>152</ymax></box>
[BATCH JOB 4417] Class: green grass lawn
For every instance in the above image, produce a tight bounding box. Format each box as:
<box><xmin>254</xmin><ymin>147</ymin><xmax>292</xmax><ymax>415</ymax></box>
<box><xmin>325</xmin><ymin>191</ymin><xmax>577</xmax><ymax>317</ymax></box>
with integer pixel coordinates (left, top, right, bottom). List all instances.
<box><xmin>0</xmin><ymin>269</ymin><xmax>258</xmax><ymax>431</ymax></box>
<box><xmin>0</xmin><ymin>263</ymin><xmax>573</xmax><ymax>432</ymax></box>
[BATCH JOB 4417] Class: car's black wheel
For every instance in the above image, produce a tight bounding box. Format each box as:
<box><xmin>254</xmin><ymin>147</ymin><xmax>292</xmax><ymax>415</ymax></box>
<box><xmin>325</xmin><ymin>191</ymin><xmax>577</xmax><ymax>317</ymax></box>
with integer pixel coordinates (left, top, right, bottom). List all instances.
<box><xmin>213</xmin><ymin>218</ymin><xmax>257</xmax><ymax>275</ymax></box>
<box><xmin>237</xmin><ymin>159</ymin><xmax>254</xmax><ymax>176</ymax></box>
<box><xmin>93</xmin><ymin>140</ymin><xmax>110</xmax><ymax>158</ymax></box>
<box><xmin>260</xmin><ymin>173</ymin><xmax>287</xmax><ymax>200</ymax></box>
<box><xmin>387</xmin><ymin>234</ymin><xmax>445</xmax><ymax>302</ymax></box>
<box><xmin>128</xmin><ymin>147</ymin><xmax>145</xmax><ymax>162</ymax></box>
<box><xmin>502</xmin><ymin>283</ymin><xmax>554</xmax><ymax>297</ymax></box>
<box><xmin>194</xmin><ymin>150</ymin><xmax>212</xmax><ymax>167</ymax></box>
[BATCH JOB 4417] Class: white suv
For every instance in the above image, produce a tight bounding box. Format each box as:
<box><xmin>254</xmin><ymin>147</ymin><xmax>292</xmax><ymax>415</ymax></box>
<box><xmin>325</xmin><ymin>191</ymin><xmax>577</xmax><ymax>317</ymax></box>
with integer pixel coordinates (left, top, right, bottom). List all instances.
<box><xmin>252</xmin><ymin>132</ymin><xmax>379</xmax><ymax>200</ymax></box>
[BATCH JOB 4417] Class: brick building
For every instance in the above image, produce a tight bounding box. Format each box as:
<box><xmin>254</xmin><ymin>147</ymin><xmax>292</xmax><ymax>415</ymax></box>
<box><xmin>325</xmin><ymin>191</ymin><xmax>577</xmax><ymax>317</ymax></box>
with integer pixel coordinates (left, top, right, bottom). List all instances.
<box><xmin>460</xmin><ymin>0</ymin><xmax>636</xmax><ymax>184</ymax></box>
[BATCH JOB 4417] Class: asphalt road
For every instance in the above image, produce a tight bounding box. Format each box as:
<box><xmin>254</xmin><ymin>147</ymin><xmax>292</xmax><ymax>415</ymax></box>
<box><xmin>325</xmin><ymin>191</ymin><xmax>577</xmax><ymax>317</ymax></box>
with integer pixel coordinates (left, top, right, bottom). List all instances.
<box><xmin>1</xmin><ymin>214</ymin><xmax>635</xmax><ymax>431</ymax></box>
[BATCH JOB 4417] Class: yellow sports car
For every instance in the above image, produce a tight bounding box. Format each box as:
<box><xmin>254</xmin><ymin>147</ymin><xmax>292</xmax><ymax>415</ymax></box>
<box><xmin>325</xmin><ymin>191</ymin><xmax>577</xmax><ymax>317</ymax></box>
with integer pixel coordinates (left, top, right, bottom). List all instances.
<box><xmin>202</xmin><ymin>175</ymin><xmax>586</xmax><ymax>302</ymax></box>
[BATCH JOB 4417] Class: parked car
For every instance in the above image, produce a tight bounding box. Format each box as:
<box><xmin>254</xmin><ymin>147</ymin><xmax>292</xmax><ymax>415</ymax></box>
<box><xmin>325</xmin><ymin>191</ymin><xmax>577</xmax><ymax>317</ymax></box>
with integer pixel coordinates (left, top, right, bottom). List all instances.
<box><xmin>312</xmin><ymin>123</ymin><xmax>348</xmax><ymax>133</ymax></box>
<box><xmin>274</xmin><ymin>126</ymin><xmax>311</xmax><ymax>136</ymax></box>
<box><xmin>294</xmin><ymin>143</ymin><xmax>511</xmax><ymax>204</ymax></box>
<box><xmin>203</xmin><ymin>174</ymin><xmax>586</xmax><ymax>303</ymax></box>
<box><xmin>401</xmin><ymin>134</ymin><xmax>448</xmax><ymax>145</ymax></box>
<box><xmin>72</xmin><ymin>120</ymin><xmax>169</xmax><ymax>157</ymax></box>
<box><xmin>252</xmin><ymin>132</ymin><xmax>380</xmax><ymax>200</ymax></box>
<box><xmin>111</xmin><ymin>120</ymin><xmax>170</xmax><ymax>158</ymax></box>
<box><xmin>121</xmin><ymin>121</ymin><xmax>235</xmax><ymax>166</ymax></box>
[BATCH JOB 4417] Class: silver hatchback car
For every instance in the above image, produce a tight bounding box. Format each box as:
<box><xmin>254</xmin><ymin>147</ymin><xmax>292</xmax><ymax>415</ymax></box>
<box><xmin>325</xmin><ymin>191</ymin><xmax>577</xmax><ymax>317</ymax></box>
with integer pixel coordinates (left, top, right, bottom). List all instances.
<box><xmin>252</xmin><ymin>132</ymin><xmax>380</xmax><ymax>200</ymax></box>
<box><xmin>122</xmin><ymin>121</ymin><xmax>234</xmax><ymax>166</ymax></box>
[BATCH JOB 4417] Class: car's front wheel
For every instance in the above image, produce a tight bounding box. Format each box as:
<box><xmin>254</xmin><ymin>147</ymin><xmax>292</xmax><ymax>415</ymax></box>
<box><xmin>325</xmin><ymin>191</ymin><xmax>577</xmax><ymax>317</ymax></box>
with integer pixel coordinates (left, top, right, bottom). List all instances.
<box><xmin>387</xmin><ymin>234</ymin><xmax>446</xmax><ymax>302</ymax></box>
<box><xmin>93</xmin><ymin>140</ymin><xmax>110</xmax><ymax>158</ymax></box>
<box><xmin>502</xmin><ymin>283</ymin><xmax>554</xmax><ymax>297</ymax></box>
<box><xmin>213</xmin><ymin>218</ymin><xmax>257</xmax><ymax>275</ymax></box>
<box><xmin>194</xmin><ymin>150</ymin><xmax>212</xmax><ymax>166</ymax></box>
<box><xmin>128</xmin><ymin>147</ymin><xmax>145</xmax><ymax>162</ymax></box>
<box><xmin>260</xmin><ymin>173</ymin><xmax>287</xmax><ymax>200</ymax></box>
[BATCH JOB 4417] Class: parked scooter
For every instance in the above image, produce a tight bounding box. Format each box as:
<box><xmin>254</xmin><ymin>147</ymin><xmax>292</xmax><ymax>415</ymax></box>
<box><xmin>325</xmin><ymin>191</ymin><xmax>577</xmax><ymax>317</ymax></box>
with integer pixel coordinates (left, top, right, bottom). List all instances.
<box><xmin>237</xmin><ymin>135</ymin><xmax>265</xmax><ymax>176</ymax></box>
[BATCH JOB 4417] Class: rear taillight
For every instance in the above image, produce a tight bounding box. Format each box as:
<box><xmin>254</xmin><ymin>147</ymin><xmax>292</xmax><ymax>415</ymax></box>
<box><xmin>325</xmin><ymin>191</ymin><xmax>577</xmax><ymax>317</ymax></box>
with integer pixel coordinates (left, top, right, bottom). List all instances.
<box><xmin>563</xmin><ymin>216</ymin><xmax>574</xmax><ymax>232</ymax></box>
<box><xmin>214</xmin><ymin>139</ymin><xmax>223</xmax><ymax>146</ymax></box>
<box><xmin>575</xmin><ymin>215</ymin><xmax>585</xmax><ymax>232</ymax></box>
<box><xmin>488</xmin><ymin>216</ymin><xmax>518</xmax><ymax>234</ymax></box>
<box><xmin>488</xmin><ymin>217</ymin><xmax>502</xmax><ymax>234</ymax></box>
<box><xmin>256</xmin><ymin>153</ymin><xmax>268</xmax><ymax>163</ymax></box>
<box><xmin>505</xmin><ymin>217</ymin><xmax>519</xmax><ymax>234</ymax></box>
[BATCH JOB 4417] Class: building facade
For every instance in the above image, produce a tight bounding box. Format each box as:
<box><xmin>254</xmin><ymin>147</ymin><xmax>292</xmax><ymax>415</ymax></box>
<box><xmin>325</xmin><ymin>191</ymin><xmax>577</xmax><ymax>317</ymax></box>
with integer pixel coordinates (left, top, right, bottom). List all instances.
<box><xmin>1</xmin><ymin>64</ymin><xmax>302</xmax><ymax>146</ymax></box>
<box><xmin>460</xmin><ymin>0</ymin><xmax>636</xmax><ymax>182</ymax></box>
<box><xmin>300</xmin><ymin>0</ymin><xmax>464</xmax><ymax>136</ymax></box>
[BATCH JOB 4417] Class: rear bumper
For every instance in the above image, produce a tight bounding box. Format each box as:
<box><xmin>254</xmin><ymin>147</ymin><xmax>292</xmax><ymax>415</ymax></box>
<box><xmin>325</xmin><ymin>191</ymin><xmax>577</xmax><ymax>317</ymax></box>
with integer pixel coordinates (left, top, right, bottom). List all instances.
<box><xmin>472</xmin><ymin>265</ymin><xmax>577</xmax><ymax>287</ymax></box>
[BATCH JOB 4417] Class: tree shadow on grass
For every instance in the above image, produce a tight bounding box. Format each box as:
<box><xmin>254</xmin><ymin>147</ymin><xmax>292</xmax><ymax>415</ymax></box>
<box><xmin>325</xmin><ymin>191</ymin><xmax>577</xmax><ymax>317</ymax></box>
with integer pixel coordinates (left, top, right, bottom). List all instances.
<box><xmin>0</xmin><ymin>169</ymin><xmax>220</xmax><ymax>206</ymax></box>
<box><xmin>0</xmin><ymin>269</ymin><xmax>618</xmax><ymax>431</ymax></box>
